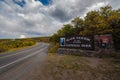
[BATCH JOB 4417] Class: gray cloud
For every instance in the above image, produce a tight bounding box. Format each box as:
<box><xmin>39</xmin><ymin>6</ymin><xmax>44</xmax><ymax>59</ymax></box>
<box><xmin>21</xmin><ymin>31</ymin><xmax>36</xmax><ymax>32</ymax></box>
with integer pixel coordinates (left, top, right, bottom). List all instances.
<box><xmin>0</xmin><ymin>0</ymin><xmax>119</xmax><ymax>38</ymax></box>
<box><xmin>50</xmin><ymin>7</ymin><xmax>71</xmax><ymax>22</ymax></box>
<box><xmin>48</xmin><ymin>0</ymin><xmax>109</xmax><ymax>22</ymax></box>
<box><xmin>110</xmin><ymin>0</ymin><xmax>120</xmax><ymax>9</ymax></box>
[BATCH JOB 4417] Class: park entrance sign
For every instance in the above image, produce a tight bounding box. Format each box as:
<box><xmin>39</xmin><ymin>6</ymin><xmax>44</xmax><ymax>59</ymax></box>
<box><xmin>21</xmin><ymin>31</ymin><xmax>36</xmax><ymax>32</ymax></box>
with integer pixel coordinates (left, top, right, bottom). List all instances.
<box><xmin>59</xmin><ymin>36</ymin><xmax>94</xmax><ymax>50</ymax></box>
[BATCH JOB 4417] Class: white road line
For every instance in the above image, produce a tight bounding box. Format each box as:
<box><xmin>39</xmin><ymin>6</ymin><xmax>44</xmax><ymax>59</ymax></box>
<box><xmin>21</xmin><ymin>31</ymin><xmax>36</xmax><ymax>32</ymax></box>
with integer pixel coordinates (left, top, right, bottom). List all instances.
<box><xmin>0</xmin><ymin>47</ymin><xmax>47</xmax><ymax>69</ymax></box>
<box><xmin>0</xmin><ymin>44</ymin><xmax>44</xmax><ymax>59</ymax></box>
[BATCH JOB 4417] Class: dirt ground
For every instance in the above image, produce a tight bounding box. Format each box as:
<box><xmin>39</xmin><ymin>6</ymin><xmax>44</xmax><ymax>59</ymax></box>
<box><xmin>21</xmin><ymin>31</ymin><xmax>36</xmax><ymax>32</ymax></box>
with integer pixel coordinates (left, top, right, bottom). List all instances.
<box><xmin>26</xmin><ymin>54</ymin><xmax>120</xmax><ymax>80</ymax></box>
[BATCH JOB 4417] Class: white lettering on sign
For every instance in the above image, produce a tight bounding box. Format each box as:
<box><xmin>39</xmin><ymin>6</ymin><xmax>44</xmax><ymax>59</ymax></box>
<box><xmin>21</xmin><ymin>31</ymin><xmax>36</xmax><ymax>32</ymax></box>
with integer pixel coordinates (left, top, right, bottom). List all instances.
<box><xmin>76</xmin><ymin>37</ymin><xmax>90</xmax><ymax>41</ymax></box>
<box><xmin>66</xmin><ymin>37</ymin><xmax>75</xmax><ymax>42</ymax></box>
<box><xmin>66</xmin><ymin>44</ymin><xmax>80</xmax><ymax>47</ymax></box>
<box><xmin>73</xmin><ymin>40</ymin><xmax>81</xmax><ymax>43</ymax></box>
<box><xmin>81</xmin><ymin>44</ymin><xmax>91</xmax><ymax>48</ymax></box>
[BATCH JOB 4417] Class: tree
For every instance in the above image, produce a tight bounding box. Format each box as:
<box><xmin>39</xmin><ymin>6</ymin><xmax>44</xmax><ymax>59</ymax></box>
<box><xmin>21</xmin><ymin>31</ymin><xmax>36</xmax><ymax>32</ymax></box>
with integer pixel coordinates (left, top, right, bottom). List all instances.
<box><xmin>57</xmin><ymin>24</ymin><xmax>76</xmax><ymax>36</ymax></box>
<box><xmin>71</xmin><ymin>17</ymin><xmax>84</xmax><ymax>34</ymax></box>
<box><xmin>108</xmin><ymin>9</ymin><xmax>120</xmax><ymax>49</ymax></box>
<box><xmin>100</xmin><ymin>5</ymin><xmax>112</xmax><ymax>19</ymax></box>
<box><xmin>50</xmin><ymin>33</ymin><xmax>59</xmax><ymax>44</ymax></box>
<box><xmin>84</xmin><ymin>11</ymin><xmax>102</xmax><ymax>35</ymax></box>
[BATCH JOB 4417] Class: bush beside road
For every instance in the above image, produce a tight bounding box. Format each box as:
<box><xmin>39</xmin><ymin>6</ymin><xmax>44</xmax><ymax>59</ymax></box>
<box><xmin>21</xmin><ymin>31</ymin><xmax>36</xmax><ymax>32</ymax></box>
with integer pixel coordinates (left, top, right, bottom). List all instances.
<box><xmin>0</xmin><ymin>39</ymin><xmax>36</xmax><ymax>53</ymax></box>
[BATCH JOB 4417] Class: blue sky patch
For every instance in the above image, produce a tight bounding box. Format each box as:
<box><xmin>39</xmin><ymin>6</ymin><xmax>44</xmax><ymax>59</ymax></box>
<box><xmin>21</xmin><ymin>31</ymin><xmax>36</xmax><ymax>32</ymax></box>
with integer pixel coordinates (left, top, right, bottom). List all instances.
<box><xmin>35</xmin><ymin>0</ymin><xmax>52</xmax><ymax>6</ymax></box>
<box><xmin>13</xmin><ymin>0</ymin><xmax>26</xmax><ymax>7</ymax></box>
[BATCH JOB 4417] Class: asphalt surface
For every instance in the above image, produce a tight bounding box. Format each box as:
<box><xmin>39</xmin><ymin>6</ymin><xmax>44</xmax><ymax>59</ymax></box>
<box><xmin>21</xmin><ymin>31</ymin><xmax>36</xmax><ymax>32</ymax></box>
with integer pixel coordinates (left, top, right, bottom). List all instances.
<box><xmin>0</xmin><ymin>42</ymin><xmax>49</xmax><ymax>80</ymax></box>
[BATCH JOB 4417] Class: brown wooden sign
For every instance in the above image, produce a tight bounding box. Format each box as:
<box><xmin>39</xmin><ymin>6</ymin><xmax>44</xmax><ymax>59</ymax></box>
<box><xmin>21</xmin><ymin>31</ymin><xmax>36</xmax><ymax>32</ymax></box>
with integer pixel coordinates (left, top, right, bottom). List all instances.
<box><xmin>59</xmin><ymin>36</ymin><xmax>94</xmax><ymax>50</ymax></box>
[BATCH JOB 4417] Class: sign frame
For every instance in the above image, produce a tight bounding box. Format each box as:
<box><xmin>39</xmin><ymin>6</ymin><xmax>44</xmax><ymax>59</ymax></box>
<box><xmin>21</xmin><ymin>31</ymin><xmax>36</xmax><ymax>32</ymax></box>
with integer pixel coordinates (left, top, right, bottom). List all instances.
<box><xmin>59</xmin><ymin>35</ymin><xmax>95</xmax><ymax>50</ymax></box>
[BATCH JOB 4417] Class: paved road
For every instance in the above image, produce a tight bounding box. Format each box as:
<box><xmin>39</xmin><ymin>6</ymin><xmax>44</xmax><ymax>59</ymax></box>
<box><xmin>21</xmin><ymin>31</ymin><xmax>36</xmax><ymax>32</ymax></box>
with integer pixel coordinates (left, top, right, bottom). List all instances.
<box><xmin>0</xmin><ymin>42</ymin><xmax>49</xmax><ymax>80</ymax></box>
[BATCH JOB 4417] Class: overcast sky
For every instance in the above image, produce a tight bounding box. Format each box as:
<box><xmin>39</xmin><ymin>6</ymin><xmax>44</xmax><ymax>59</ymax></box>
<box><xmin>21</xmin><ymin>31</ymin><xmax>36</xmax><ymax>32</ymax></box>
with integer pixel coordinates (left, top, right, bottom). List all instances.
<box><xmin>0</xmin><ymin>0</ymin><xmax>120</xmax><ymax>38</ymax></box>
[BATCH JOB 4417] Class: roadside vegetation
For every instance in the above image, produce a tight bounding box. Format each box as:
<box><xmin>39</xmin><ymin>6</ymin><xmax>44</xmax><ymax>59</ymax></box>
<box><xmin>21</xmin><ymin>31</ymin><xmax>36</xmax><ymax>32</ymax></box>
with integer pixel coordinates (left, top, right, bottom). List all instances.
<box><xmin>50</xmin><ymin>5</ymin><xmax>120</xmax><ymax>50</ymax></box>
<box><xmin>0</xmin><ymin>39</ymin><xmax>36</xmax><ymax>53</ymax></box>
<box><xmin>0</xmin><ymin>36</ymin><xmax>50</xmax><ymax>53</ymax></box>
<box><xmin>49</xmin><ymin>5</ymin><xmax>120</xmax><ymax>59</ymax></box>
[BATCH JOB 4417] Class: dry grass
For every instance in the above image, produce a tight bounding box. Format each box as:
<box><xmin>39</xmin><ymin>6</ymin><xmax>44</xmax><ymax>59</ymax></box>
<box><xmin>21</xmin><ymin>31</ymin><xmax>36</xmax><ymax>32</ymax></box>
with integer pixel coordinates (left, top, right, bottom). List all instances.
<box><xmin>30</xmin><ymin>54</ymin><xmax>120</xmax><ymax>80</ymax></box>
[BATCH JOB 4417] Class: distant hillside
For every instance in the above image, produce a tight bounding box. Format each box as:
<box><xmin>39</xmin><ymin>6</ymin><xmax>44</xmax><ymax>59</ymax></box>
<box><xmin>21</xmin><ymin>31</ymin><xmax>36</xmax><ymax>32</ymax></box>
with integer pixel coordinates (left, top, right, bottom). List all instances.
<box><xmin>32</xmin><ymin>37</ymin><xmax>50</xmax><ymax>43</ymax></box>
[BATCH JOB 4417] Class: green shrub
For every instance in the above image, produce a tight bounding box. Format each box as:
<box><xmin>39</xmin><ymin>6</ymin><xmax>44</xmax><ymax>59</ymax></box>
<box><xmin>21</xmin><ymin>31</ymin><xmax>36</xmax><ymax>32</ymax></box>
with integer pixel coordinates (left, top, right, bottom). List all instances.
<box><xmin>0</xmin><ymin>46</ymin><xmax>8</xmax><ymax>52</ymax></box>
<box><xmin>48</xmin><ymin>43</ymin><xmax>59</xmax><ymax>53</ymax></box>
